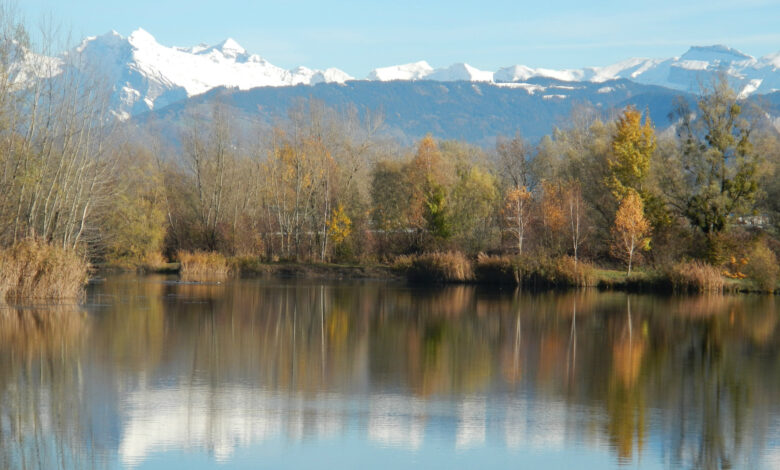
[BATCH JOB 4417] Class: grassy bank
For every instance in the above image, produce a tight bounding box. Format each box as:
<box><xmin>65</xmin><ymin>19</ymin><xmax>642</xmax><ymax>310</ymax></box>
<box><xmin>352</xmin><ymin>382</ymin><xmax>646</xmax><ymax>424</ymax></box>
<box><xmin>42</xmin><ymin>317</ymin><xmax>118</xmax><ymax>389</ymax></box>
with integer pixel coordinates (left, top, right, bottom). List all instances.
<box><xmin>93</xmin><ymin>252</ymin><xmax>778</xmax><ymax>294</ymax></box>
<box><xmin>595</xmin><ymin>263</ymin><xmax>778</xmax><ymax>294</ymax></box>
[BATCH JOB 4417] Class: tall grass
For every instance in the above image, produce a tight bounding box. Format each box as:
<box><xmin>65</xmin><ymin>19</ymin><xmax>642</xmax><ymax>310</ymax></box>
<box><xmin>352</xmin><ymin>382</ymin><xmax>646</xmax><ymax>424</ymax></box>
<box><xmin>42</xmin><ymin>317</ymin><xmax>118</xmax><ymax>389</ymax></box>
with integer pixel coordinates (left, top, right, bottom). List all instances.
<box><xmin>178</xmin><ymin>250</ymin><xmax>232</xmax><ymax>281</ymax></box>
<box><xmin>516</xmin><ymin>255</ymin><xmax>596</xmax><ymax>288</ymax></box>
<box><xmin>0</xmin><ymin>238</ymin><xmax>89</xmax><ymax>301</ymax></box>
<box><xmin>403</xmin><ymin>252</ymin><xmax>597</xmax><ymax>287</ymax></box>
<box><xmin>474</xmin><ymin>253</ymin><xmax>519</xmax><ymax>285</ymax></box>
<box><xmin>664</xmin><ymin>260</ymin><xmax>724</xmax><ymax>293</ymax></box>
<box><xmin>404</xmin><ymin>251</ymin><xmax>474</xmax><ymax>283</ymax></box>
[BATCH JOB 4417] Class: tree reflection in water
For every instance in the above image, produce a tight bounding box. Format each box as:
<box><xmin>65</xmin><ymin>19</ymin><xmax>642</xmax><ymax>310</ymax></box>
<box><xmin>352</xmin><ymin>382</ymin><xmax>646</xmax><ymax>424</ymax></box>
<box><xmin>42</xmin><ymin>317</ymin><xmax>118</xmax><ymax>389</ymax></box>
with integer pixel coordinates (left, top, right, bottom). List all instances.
<box><xmin>1</xmin><ymin>276</ymin><xmax>779</xmax><ymax>469</ymax></box>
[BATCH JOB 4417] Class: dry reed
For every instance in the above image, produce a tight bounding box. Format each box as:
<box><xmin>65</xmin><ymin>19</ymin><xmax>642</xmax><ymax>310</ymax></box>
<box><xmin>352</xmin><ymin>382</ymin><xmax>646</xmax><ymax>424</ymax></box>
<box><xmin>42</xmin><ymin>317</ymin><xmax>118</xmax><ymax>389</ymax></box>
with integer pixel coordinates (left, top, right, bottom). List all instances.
<box><xmin>474</xmin><ymin>253</ymin><xmax>519</xmax><ymax>284</ymax></box>
<box><xmin>515</xmin><ymin>255</ymin><xmax>596</xmax><ymax>288</ymax></box>
<box><xmin>0</xmin><ymin>238</ymin><xmax>89</xmax><ymax>301</ymax></box>
<box><xmin>405</xmin><ymin>251</ymin><xmax>474</xmax><ymax>283</ymax></box>
<box><xmin>665</xmin><ymin>260</ymin><xmax>725</xmax><ymax>293</ymax></box>
<box><xmin>178</xmin><ymin>250</ymin><xmax>233</xmax><ymax>280</ymax></box>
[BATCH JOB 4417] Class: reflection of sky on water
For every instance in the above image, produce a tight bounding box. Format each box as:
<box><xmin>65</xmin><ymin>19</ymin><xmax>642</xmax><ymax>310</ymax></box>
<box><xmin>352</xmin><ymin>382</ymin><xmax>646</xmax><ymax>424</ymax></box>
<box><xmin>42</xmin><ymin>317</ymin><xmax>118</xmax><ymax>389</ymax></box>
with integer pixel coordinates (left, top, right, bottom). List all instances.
<box><xmin>3</xmin><ymin>276</ymin><xmax>780</xmax><ymax>469</ymax></box>
<box><xmin>116</xmin><ymin>383</ymin><xmax>624</xmax><ymax>469</ymax></box>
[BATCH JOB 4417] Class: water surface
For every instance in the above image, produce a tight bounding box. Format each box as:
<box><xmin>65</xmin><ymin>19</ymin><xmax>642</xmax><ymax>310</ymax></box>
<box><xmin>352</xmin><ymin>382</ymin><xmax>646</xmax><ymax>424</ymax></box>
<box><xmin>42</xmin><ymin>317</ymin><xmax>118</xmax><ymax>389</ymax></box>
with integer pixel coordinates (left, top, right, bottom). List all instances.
<box><xmin>1</xmin><ymin>275</ymin><xmax>780</xmax><ymax>469</ymax></box>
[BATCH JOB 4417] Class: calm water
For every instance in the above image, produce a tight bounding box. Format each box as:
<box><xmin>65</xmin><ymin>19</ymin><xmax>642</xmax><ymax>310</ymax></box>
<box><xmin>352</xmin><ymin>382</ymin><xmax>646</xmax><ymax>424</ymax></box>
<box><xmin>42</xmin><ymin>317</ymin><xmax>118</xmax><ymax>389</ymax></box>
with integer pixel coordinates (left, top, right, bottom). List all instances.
<box><xmin>1</xmin><ymin>275</ymin><xmax>780</xmax><ymax>469</ymax></box>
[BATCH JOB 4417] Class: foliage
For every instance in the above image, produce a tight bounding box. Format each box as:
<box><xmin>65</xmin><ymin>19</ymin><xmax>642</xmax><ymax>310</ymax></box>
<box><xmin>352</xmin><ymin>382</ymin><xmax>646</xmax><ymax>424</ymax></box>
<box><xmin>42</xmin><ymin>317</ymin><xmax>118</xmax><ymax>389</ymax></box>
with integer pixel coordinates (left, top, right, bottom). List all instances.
<box><xmin>102</xmin><ymin>146</ymin><xmax>168</xmax><ymax>266</ymax></box>
<box><xmin>674</xmin><ymin>76</ymin><xmax>760</xmax><ymax>235</ymax></box>
<box><xmin>744</xmin><ymin>241</ymin><xmax>779</xmax><ymax>292</ymax></box>
<box><xmin>608</xmin><ymin>106</ymin><xmax>656</xmax><ymax>200</ymax></box>
<box><xmin>540</xmin><ymin>180</ymin><xmax>567</xmax><ymax>254</ymax></box>
<box><xmin>611</xmin><ymin>191</ymin><xmax>652</xmax><ymax>274</ymax></box>
<box><xmin>450</xmin><ymin>166</ymin><xmax>499</xmax><ymax>253</ymax></box>
<box><xmin>423</xmin><ymin>181</ymin><xmax>452</xmax><ymax>240</ymax></box>
<box><xmin>371</xmin><ymin>161</ymin><xmax>410</xmax><ymax>232</ymax></box>
<box><xmin>0</xmin><ymin>22</ymin><xmax>778</xmax><ymax>297</ymax></box>
<box><xmin>327</xmin><ymin>204</ymin><xmax>352</xmax><ymax>245</ymax></box>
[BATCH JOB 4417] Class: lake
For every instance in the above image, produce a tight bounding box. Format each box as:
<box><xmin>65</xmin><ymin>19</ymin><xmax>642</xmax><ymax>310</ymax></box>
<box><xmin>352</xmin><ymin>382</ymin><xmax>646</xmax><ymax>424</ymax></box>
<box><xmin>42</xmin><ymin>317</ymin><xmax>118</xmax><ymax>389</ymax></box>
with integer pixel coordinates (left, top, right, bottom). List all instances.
<box><xmin>1</xmin><ymin>275</ymin><xmax>779</xmax><ymax>469</ymax></box>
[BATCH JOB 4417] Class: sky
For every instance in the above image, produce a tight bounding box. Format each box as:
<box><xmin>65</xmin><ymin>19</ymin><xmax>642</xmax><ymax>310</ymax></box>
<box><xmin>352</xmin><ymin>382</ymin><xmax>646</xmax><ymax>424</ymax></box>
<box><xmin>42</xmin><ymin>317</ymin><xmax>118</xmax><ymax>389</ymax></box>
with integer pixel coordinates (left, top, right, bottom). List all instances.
<box><xmin>17</xmin><ymin>0</ymin><xmax>780</xmax><ymax>77</ymax></box>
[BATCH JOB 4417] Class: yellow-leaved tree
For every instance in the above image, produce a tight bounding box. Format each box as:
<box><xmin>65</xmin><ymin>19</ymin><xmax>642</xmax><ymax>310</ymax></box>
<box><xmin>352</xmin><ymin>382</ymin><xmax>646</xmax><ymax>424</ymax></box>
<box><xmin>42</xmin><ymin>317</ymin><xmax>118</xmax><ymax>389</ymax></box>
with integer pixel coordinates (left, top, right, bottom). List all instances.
<box><xmin>611</xmin><ymin>191</ymin><xmax>651</xmax><ymax>274</ymax></box>
<box><xmin>327</xmin><ymin>204</ymin><xmax>352</xmax><ymax>259</ymax></box>
<box><xmin>608</xmin><ymin>106</ymin><xmax>656</xmax><ymax>200</ymax></box>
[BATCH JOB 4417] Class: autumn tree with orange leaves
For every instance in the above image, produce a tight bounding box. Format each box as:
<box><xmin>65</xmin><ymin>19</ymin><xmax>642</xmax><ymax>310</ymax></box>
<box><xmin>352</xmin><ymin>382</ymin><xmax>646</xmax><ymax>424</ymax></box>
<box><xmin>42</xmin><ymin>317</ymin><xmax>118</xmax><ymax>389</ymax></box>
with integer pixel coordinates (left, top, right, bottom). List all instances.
<box><xmin>611</xmin><ymin>191</ymin><xmax>651</xmax><ymax>274</ymax></box>
<box><xmin>540</xmin><ymin>180</ymin><xmax>566</xmax><ymax>254</ymax></box>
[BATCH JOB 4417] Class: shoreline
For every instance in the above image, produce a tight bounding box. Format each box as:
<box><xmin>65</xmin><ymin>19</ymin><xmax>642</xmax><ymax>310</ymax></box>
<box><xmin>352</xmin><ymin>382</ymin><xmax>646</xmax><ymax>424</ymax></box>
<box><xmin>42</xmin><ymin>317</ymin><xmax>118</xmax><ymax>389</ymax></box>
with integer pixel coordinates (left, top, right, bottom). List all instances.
<box><xmin>95</xmin><ymin>261</ymin><xmax>777</xmax><ymax>294</ymax></box>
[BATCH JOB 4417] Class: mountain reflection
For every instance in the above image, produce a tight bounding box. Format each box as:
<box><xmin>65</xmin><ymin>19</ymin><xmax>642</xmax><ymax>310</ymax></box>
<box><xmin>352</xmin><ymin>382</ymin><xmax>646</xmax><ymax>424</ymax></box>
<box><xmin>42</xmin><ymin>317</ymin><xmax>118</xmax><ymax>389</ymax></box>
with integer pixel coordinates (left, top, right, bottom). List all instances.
<box><xmin>1</xmin><ymin>276</ymin><xmax>780</xmax><ymax>469</ymax></box>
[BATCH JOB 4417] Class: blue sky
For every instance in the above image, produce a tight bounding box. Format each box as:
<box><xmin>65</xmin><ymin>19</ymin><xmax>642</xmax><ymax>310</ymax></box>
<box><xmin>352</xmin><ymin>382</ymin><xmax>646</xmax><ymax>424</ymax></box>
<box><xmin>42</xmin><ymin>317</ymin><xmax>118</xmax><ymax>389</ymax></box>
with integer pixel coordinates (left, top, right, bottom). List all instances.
<box><xmin>18</xmin><ymin>0</ymin><xmax>780</xmax><ymax>77</ymax></box>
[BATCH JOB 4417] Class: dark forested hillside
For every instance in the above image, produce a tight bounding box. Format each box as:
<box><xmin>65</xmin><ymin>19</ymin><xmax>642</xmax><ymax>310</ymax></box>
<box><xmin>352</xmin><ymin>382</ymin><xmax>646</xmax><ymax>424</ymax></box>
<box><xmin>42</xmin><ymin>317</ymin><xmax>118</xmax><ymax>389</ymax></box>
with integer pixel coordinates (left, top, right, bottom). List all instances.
<box><xmin>140</xmin><ymin>78</ymin><xmax>696</xmax><ymax>145</ymax></box>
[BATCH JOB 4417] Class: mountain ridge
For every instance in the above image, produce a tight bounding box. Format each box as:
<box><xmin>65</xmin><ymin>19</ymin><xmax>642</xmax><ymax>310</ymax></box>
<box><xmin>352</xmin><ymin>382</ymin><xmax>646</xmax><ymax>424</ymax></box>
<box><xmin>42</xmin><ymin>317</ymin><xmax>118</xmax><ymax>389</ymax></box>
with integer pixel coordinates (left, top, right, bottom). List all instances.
<box><xmin>14</xmin><ymin>28</ymin><xmax>780</xmax><ymax>128</ymax></box>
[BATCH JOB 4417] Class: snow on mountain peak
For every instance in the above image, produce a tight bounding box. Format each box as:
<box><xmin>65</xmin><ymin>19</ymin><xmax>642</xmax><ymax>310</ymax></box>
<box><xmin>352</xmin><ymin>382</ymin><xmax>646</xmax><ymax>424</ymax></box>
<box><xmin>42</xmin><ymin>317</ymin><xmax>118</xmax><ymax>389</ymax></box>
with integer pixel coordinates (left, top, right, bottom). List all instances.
<box><xmin>128</xmin><ymin>28</ymin><xmax>158</xmax><ymax>47</ymax></box>
<box><xmin>75</xmin><ymin>30</ymin><xmax>124</xmax><ymax>53</ymax></box>
<box><xmin>428</xmin><ymin>63</ymin><xmax>493</xmax><ymax>82</ymax></box>
<box><xmin>28</xmin><ymin>31</ymin><xmax>780</xmax><ymax>122</ymax></box>
<box><xmin>218</xmin><ymin>38</ymin><xmax>245</xmax><ymax>54</ymax></box>
<box><xmin>494</xmin><ymin>65</ymin><xmax>535</xmax><ymax>82</ymax></box>
<box><xmin>367</xmin><ymin>61</ymin><xmax>434</xmax><ymax>81</ymax></box>
<box><xmin>195</xmin><ymin>38</ymin><xmax>249</xmax><ymax>61</ymax></box>
<box><xmin>762</xmin><ymin>52</ymin><xmax>780</xmax><ymax>69</ymax></box>
<box><xmin>366</xmin><ymin>61</ymin><xmax>494</xmax><ymax>82</ymax></box>
<box><xmin>59</xmin><ymin>28</ymin><xmax>354</xmax><ymax>119</ymax></box>
<box><xmin>680</xmin><ymin>45</ymin><xmax>754</xmax><ymax>64</ymax></box>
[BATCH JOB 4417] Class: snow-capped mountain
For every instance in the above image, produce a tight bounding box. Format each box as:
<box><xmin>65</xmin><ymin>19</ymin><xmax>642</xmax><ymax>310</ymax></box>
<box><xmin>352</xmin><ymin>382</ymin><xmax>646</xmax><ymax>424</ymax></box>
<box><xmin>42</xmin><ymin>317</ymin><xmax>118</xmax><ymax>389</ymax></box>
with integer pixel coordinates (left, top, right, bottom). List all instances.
<box><xmin>16</xmin><ymin>27</ymin><xmax>780</xmax><ymax>121</ymax></box>
<box><xmin>368</xmin><ymin>45</ymin><xmax>780</xmax><ymax>98</ymax></box>
<box><xmin>58</xmin><ymin>28</ymin><xmax>353</xmax><ymax>119</ymax></box>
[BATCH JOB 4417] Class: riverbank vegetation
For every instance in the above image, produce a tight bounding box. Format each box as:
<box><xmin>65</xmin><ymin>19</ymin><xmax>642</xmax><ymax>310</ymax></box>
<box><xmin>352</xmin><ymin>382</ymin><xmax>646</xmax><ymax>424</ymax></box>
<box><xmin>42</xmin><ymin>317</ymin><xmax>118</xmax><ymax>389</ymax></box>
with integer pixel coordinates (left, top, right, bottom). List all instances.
<box><xmin>1</xmin><ymin>14</ymin><xmax>779</xmax><ymax>297</ymax></box>
<box><xmin>178</xmin><ymin>250</ymin><xmax>232</xmax><ymax>281</ymax></box>
<box><xmin>0</xmin><ymin>239</ymin><xmax>88</xmax><ymax>301</ymax></box>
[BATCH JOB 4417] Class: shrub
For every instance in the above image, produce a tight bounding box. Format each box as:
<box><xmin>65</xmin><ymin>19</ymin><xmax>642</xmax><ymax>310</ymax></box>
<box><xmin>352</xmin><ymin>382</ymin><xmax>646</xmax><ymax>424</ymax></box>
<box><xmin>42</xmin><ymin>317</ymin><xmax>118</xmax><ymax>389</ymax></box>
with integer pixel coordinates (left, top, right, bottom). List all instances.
<box><xmin>405</xmin><ymin>251</ymin><xmax>473</xmax><ymax>283</ymax></box>
<box><xmin>664</xmin><ymin>260</ymin><xmax>724</xmax><ymax>293</ymax></box>
<box><xmin>178</xmin><ymin>250</ymin><xmax>232</xmax><ymax>281</ymax></box>
<box><xmin>474</xmin><ymin>253</ymin><xmax>518</xmax><ymax>284</ymax></box>
<box><xmin>744</xmin><ymin>242</ymin><xmax>779</xmax><ymax>293</ymax></box>
<box><xmin>0</xmin><ymin>238</ymin><xmax>89</xmax><ymax>301</ymax></box>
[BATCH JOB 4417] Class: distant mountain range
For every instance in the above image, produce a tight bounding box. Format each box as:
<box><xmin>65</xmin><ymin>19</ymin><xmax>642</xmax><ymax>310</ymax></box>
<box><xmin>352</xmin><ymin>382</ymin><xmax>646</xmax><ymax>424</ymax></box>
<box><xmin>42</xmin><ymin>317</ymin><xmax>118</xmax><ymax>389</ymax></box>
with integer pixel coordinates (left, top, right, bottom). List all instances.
<box><xmin>14</xmin><ymin>29</ymin><xmax>780</xmax><ymax>142</ymax></box>
<box><xmin>146</xmin><ymin>78</ymin><xmax>698</xmax><ymax>145</ymax></box>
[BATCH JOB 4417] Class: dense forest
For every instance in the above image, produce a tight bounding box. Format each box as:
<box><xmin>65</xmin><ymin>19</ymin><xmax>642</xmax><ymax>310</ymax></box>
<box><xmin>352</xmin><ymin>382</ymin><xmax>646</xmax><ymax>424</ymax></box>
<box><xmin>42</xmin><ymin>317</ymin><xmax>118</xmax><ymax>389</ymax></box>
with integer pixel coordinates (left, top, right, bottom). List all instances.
<box><xmin>0</xmin><ymin>14</ymin><xmax>779</xmax><ymax>296</ymax></box>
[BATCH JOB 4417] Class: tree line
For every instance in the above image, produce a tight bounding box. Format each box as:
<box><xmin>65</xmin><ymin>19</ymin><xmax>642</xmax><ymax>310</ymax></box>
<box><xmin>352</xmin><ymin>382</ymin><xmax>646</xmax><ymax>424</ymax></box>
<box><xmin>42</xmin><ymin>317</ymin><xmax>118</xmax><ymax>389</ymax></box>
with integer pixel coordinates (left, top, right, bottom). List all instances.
<box><xmin>141</xmin><ymin>78</ymin><xmax>778</xmax><ymax>280</ymax></box>
<box><xmin>0</xmin><ymin>12</ymin><xmax>778</xmax><ymax>282</ymax></box>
